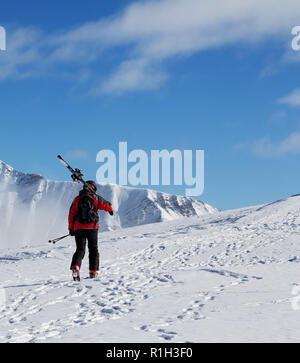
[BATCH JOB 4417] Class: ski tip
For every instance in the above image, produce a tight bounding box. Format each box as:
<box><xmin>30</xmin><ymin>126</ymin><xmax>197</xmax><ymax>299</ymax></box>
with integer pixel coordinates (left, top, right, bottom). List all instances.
<box><xmin>57</xmin><ymin>155</ymin><xmax>62</xmax><ymax>159</ymax></box>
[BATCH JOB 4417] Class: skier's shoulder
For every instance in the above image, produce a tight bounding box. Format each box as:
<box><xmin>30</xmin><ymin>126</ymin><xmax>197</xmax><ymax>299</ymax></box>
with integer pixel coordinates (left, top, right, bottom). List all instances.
<box><xmin>74</xmin><ymin>194</ymin><xmax>80</xmax><ymax>202</ymax></box>
<box><xmin>71</xmin><ymin>194</ymin><xmax>80</xmax><ymax>207</ymax></box>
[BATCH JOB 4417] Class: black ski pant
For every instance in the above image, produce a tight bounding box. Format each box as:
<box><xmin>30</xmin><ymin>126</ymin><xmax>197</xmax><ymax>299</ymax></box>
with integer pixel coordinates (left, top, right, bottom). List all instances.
<box><xmin>70</xmin><ymin>229</ymin><xmax>99</xmax><ymax>271</ymax></box>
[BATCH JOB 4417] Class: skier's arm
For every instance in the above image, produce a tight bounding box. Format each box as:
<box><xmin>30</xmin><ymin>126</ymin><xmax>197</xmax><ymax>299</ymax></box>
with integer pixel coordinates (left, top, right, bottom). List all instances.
<box><xmin>68</xmin><ymin>198</ymin><xmax>77</xmax><ymax>230</ymax></box>
<box><xmin>97</xmin><ymin>198</ymin><xmax>113</xmax><ymax>213</ymax></box>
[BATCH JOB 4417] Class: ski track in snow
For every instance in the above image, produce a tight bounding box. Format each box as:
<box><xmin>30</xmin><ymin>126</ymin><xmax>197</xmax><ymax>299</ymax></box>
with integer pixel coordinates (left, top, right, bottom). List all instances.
<box><xmin>1</xmin><ymin>196</ymin><xmax>300</xmax><ymax>342</ymax></box>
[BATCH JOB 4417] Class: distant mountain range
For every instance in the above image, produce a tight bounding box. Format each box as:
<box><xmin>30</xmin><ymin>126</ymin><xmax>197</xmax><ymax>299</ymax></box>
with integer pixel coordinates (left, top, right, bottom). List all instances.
<box><xmin>0</xmin><ymin>160</ymin><xmax>217</xmax><ymax>248</ymax></box>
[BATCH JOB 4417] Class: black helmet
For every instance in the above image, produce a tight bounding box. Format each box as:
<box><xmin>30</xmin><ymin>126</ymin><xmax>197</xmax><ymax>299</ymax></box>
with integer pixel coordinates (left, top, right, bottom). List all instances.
<box><xmin>85</xmin><ymin>180</ymin><xmax>97</xmax><ymax>192</ymax></box>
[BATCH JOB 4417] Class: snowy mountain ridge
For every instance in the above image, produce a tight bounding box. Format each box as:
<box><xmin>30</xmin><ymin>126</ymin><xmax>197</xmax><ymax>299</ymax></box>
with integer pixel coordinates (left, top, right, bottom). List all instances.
<box><xmin>0</xmin><ymin>160</ymin><xmax>216</xmax><ymax>247</ymax></box>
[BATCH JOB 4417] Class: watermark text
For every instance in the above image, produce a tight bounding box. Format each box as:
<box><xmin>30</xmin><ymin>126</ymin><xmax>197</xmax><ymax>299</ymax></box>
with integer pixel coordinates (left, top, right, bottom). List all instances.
<box><xmin>291</xmin><ymin>285</ymin><xmax>300</xmax><ymax>311</ymax></box>
<box><xmin>292</xmin><ymin>26</ymin><xmax>300</xmax><ymax>51</ymax></box>
<box><xmin>96</xmin><ymin>142</ymin><xmax>204</xmax><ymax>197</ymax></box>
<box><xmin>0</xmin><ymin>26</ymin><xmax>6</xmax><ymax>51</ymax></box>
<box><xmin>0</xmin><ymin>286</ymin><xmax>6</xmax><ymax>310</ymax></box>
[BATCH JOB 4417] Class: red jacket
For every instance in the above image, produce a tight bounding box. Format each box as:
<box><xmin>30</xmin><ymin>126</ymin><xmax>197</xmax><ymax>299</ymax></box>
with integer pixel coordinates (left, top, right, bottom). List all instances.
<box><xmin>68</xmin><ymin>193</ymin><xmax>113</xmax><ymax>231</ymax></box>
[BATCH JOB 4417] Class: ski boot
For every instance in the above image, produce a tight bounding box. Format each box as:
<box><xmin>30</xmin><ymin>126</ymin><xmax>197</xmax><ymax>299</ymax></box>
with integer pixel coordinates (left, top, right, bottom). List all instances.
<box><xmin>89</xmin><ymin>270</ymin><xmax>99</xmax><ymax>279</ymax></box>
<box><xmin>72</xmin><ymin>265</ymin><xmax>80</xmax><ymax>281</ymax></box>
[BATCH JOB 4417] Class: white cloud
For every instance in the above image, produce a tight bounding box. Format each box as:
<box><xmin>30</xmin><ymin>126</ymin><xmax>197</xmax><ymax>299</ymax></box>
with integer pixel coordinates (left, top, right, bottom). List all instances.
<box><xmin>2</xmin><ymin>0</ymin><xmax>300</xmax><ymax>93</ymax></box>
<box><xmin>279</xmin><ymin>132</ymin><xmax>300</xmax><ymax>154</ymax></box>
<box><xmin>252</xmin><ymin>137</ymin><xmax>276</xmax><ymax>157</ymax></box>
<box><xmin>0</xmin><ymin>27</ymin><xmax>42</xmax><ymax>80</ymax></box>
<box><xmin>65</xmin><ymin>150</ymin><xmax>89</xmax><ymax>160</ymax></box>
<box><xmin>278</xmin><ymin>88</ymin><xmax>300</xmax><ymax>107</ymax></box>
<box><xmin>53</xmin><ymin>0</ymin><xmax>300</xmax><ymax>93</ymax></box>
<box><xmin>98</xmin><ymin>58</ymin><xmax>169</xmax><ymax>94</ymax></box>
<box><xmin>252</xmin><ymin>132</ymin><xmax>300</xmax><ymax>157</ymax></box>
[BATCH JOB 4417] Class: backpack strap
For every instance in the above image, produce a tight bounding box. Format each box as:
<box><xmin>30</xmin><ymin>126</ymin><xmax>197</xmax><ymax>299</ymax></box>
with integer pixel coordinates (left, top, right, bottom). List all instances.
<box><xmin>93</xmin><ymin>194</ymin><xmax>99</xmax><ymax>227</ymax></box>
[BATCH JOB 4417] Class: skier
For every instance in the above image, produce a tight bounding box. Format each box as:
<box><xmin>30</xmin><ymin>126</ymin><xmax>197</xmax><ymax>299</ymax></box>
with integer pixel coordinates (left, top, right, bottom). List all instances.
<box><xmin>68</xmin><ymin>180</ymin><xmax>113</xmax><ymax>281</ymax></box>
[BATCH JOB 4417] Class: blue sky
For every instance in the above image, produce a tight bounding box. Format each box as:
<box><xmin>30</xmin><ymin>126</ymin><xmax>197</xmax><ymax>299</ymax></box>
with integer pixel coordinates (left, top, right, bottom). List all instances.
<box><xmin>1</xmin><ymin>0</ymin><xmax>300</xmax><ymax>210</ymax></box>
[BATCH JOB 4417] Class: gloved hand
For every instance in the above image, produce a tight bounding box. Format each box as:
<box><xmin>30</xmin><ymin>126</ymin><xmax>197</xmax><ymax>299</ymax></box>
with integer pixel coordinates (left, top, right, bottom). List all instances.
<box><xmin>109</xmin><ymin>210</ymin><xmax>114</xmax><ymax>216</ymax></box>
<box><xmin>69</xmin><ymin>229</ymin><xmax>75</xmax><ymax>236</ymax></box>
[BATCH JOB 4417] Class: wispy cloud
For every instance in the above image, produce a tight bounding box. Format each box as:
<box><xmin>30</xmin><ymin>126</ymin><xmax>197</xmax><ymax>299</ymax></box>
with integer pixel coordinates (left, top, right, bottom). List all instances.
<box><xmin>252</xmin><ymin>132</ymin><xmax>300</xmax><ymax>157</ymax></box>
<box><xmin>278</xmin><ymin>88</ymin><xmax>300</xmax><ymax>107</ymax></box>
<box><xmin>98</xmin><ymin>58</ymin><xmax>169</xmax><ymax>95</ymax></box>
<box><xmin>0</xmin><ymin>27</ymin><xmax>43</xmax><ymax>80</ymax></box>
<box><xmin>65</xmin><ymin>150</ymin><xmax>89</xmax><ymax>160</ymax></box>
<box><xmin>2</xmin><ymin>0</ymin><xmax>300</xmax><ymax>93</ymax></box>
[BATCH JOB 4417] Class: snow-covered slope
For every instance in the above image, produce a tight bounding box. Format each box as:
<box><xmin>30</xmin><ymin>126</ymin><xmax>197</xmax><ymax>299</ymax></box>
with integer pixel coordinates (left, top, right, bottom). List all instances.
<box><xmin>0</xmin><ymin>194</ymin><xmax>300</xmax><ymax>342</ymax></box>
<box><xmin>0</xmin><ymin>160</ymin><xmax>216</xmax><ymax>248</ymax></box>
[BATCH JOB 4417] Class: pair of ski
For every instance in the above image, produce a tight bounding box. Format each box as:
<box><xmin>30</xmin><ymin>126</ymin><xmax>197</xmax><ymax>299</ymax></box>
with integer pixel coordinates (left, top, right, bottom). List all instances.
<box><xmin>57</xmin><ymin>155</ymin><xmax>111</xmax><ymax>206</ymax></box>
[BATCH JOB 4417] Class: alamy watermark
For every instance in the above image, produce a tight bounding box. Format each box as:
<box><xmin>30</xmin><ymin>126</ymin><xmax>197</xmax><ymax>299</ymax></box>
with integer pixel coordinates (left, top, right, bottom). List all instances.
<box><xmin>96</xmin><ymin>142</ymin><xmax>204</xmax><ymax>197</ymax></box>
<box><xmin>291</xmin><ymin>285</ymin><xmax>300</xmax><ymax>311</ymax></box>
<box><xmin>0</xmin><ymin>286</ymin><xmax>6</xmax><ymax>310</ymax></box>
<box><xmin>0</xmin><ymin>26</ymin><xmax>6</xmax><ymax>51</ymax></box>
<box><xmin>292</xmin><ymin>26</ymin><xmax>300</xmax><ymax>51</ymax></box>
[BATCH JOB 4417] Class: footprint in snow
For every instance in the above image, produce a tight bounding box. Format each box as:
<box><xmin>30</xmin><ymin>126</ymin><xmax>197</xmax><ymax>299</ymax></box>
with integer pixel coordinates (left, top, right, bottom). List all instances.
<box><xmin>158</xmin><ymin>329</ymin><xmax>178</xmax><ymax>341</ymax></box>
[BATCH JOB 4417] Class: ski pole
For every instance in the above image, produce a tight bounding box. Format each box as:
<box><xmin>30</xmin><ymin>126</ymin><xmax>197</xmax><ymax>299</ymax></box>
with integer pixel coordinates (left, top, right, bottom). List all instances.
<box><xmin>48</xmin><ymin>234</ymin><xmax>70</xmax><ymax>244</ymax></box>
